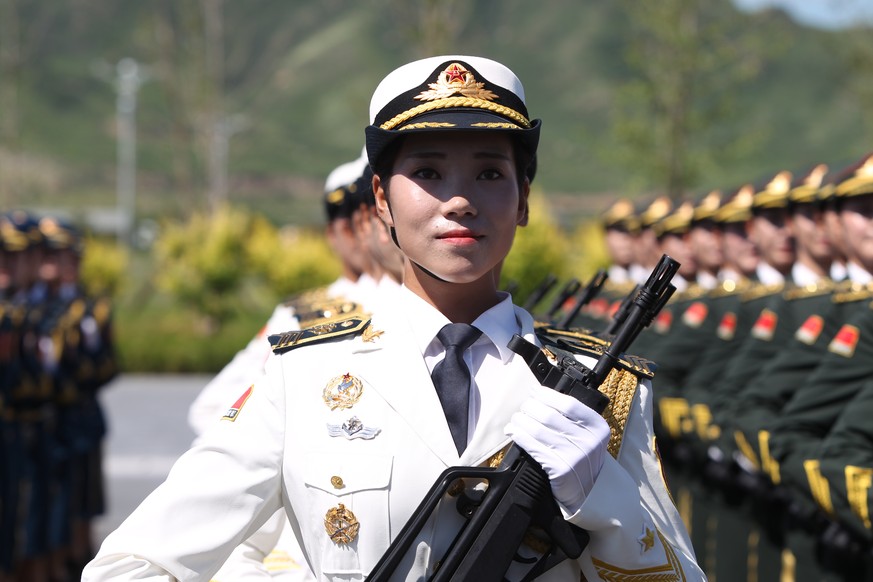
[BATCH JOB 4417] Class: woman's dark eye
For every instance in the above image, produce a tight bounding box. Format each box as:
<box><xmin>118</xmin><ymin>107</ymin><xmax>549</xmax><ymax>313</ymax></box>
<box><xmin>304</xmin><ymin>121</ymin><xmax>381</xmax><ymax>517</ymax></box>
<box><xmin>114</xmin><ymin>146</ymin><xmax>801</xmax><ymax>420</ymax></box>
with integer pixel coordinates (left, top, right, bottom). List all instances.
<box><xmin>479</xmin><ymin>169</ymin><xmax>503</xmax><ymax>180</ymax></box>
<box><xmin>413</xmin><ymin>168</ymin><xmax>440</xmax><ymax>180</ymax></box>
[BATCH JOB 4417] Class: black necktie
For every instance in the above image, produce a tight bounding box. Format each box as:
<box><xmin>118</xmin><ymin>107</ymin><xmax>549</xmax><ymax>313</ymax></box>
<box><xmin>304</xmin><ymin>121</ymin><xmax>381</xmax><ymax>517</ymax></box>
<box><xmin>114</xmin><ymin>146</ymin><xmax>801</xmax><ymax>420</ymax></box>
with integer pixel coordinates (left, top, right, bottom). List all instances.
<box><xmin>431</xmin><ymin>323</ymin><xmax>482</xmax><ymax>455</ymax></box>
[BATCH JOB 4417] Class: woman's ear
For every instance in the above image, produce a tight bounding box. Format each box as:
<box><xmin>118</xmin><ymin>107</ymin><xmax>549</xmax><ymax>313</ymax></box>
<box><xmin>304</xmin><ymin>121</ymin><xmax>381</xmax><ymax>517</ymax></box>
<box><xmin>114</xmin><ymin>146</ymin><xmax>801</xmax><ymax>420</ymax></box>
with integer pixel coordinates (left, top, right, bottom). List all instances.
<box><xmin>373</xmin><ymin>174</ymin><xmax>395</xmax><ymax>227</ymax></box>
<box><xmin>517</xmin><ymin>178</ymin><xmax>531</xmax><ymax>227</ymax></box>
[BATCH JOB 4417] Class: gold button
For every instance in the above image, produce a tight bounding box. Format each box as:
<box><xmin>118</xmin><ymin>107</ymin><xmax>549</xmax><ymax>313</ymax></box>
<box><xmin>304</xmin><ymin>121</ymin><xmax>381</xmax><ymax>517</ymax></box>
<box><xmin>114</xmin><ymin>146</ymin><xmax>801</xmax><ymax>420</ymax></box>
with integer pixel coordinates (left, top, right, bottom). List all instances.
<box><xmin>330</xmin><ymin>475</ymin><xmax>344</xmax><ymax>489</ymax></box>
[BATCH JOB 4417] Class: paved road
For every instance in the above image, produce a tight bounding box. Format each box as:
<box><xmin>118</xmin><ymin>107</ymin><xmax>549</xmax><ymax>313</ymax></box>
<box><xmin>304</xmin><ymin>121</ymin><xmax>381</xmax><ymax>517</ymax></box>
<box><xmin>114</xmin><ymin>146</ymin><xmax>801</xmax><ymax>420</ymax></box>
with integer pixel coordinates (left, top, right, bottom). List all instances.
<box><xmin>93</xmin><ymin>373</ymin><xmax>212</xmax><ymax>545</ymax></box>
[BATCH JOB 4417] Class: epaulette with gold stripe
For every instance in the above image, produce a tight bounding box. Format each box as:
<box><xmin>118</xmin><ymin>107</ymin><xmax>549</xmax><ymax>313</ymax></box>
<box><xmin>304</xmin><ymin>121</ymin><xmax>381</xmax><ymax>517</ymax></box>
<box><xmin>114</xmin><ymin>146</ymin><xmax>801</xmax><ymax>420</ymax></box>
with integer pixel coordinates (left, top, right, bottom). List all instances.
<box><xmin>535</xmin><ymin>326</ymin><xmax>655</xmax><ymax>380</ymax></box>
<box><xmin>741</xmin><ymin>281</ymin><xmax>785</xmax><ymax>302</ymax></box>
<box><xmin>832</xmin><ymin>281</ymin><xmax>873</xmax><ymax>304</ymax></box>
<box><xmin>709</xmin><ymin>278</ymin><xmax>752</xmax><ymax>299</ymax></box>
<box><xmin>783</xmin><ymin>279</ymin><xmax>836</xmax><ymax>301</ymax></box>
<box><xmin>294</xmin><ymin>301</ymin><xmax>361</xmax><ymax>327</ymax></box>
<box><xmin>282</xmin><ymin>286</ymin><xmax>331</xmax><ymax>312</ymax></box>
<box><xmin>269</xmin><ymin>315</ymin><xmax>370</xmax><ymax>355</ymax></box>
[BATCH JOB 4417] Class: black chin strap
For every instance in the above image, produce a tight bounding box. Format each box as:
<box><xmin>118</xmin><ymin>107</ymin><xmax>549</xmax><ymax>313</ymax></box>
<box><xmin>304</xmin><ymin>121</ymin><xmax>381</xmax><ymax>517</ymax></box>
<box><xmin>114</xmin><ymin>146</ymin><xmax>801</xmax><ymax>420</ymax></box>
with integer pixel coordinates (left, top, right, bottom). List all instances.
<box><xmin>385</xmin><ymin>197</ymin><xmax>450</xmax><ymax>284</ymax></box>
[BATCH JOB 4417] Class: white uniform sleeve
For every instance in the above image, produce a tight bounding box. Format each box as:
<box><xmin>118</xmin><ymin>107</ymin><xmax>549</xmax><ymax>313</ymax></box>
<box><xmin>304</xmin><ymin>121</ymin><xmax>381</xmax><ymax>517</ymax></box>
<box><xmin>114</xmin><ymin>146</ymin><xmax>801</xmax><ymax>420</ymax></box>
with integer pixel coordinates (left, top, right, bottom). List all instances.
<box><xmin>83</xmin><ymin>358</ymin><xmax>289</xmax><ymax>582</ymax></box>
<box><xmin>188</xmin><ymin>305</ymin><xmax>298</xmax><ymax>436</ymax></box>
<box><xmin>568</xmin><ymin>377</ymin><xmax>706</xmax><ymax>581</ymax></box>
<box><xmin>208</xmin><ymin>509</ymin><xmax>284</xmax><ymax>581</ymax></box>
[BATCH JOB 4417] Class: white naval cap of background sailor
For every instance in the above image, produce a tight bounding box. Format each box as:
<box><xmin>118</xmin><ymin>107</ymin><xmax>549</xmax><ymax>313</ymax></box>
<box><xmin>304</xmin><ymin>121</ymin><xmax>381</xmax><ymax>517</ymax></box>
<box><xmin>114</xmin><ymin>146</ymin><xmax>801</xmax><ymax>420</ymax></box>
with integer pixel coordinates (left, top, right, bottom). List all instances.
<box><xmin>363</xmin><ymin>55</ymin><xmax>541</xmax><ymax>178</ymax></box>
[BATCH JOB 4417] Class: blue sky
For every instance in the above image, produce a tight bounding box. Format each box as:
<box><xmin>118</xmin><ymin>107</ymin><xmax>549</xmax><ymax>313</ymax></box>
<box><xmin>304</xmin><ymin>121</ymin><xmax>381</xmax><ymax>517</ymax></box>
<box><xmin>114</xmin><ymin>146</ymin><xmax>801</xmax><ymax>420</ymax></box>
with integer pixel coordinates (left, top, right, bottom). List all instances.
<box><xmin>732</xmin><ymin>0</ymin><xmax>873</xmax><ymax>29</ymax></box>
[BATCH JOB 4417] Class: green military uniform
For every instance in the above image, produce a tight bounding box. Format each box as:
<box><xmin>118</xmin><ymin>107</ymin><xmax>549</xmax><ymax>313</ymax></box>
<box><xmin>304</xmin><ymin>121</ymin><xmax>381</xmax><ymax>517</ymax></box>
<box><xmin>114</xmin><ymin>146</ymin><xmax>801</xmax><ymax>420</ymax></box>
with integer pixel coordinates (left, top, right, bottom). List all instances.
<box><xmin>815</xmin><ymin>377</ymin><xmax>873</xmax><ymax>579</ymax></box>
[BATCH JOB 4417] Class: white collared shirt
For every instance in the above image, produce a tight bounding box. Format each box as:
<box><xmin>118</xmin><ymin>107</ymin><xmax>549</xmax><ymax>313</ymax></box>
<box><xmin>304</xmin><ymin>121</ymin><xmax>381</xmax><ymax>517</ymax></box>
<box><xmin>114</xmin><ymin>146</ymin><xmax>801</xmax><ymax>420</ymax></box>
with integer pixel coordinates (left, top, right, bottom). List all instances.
<box><xmin>607</xmin><ymin>265</ymin><xmax>630</xmax><ymax>285</ymax></box>
<box><xmin>755</xmin><ymin>262</ymin><xmax>786</xmax><ymax>285</ymax></box>
<box><xmin>399</xmin><ymin>286</ymin><xmax>522</xmax><ymax>449</ymax></box>
<box><xmin>791</xmin><ymin>262</ymin><xmax>827</xmax><ymax>287</ymax></box>
<box><xmin>696</xmin><ymin>270</ymin><xmax>719</xmax><ymax>290</ymax></box>
<box><xmin>847</xmin><ymin>261</ymin><xmax>873</xmax><ymax>285</ymax></box>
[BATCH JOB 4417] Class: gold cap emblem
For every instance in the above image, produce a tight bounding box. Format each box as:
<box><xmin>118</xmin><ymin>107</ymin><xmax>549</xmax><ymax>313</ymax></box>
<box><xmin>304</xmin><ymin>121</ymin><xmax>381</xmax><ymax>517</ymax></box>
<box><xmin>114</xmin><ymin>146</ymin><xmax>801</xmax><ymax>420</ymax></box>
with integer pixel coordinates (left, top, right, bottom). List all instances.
<box><xmin>324</xmin><ymin>504</ymin><xmax>359</xmax><ymax>545</ymax></box>
<box><xmin>415</xmin><ymin>63</ymin><xmax>499</xmax><ymax>103</ymax></box>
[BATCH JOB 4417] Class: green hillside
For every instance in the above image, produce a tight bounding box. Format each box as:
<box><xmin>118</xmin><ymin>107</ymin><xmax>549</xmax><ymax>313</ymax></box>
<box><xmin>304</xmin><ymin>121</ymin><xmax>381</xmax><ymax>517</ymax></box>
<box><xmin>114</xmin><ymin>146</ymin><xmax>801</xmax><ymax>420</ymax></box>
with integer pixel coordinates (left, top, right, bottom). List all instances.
<box><xmin>1</xmin><ymin>0</ymin><xmax>870</xmax><ymax>228</ymax></box>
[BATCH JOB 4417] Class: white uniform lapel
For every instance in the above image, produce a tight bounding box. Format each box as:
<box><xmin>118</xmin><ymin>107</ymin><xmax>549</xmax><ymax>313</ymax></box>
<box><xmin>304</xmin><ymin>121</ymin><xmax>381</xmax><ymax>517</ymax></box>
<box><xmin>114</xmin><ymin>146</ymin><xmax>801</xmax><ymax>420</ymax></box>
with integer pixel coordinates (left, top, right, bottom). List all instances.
<box><xmin>351</xmin><ymin>310</ymin><xmax>461</xmax><ymax>467</ymax></box>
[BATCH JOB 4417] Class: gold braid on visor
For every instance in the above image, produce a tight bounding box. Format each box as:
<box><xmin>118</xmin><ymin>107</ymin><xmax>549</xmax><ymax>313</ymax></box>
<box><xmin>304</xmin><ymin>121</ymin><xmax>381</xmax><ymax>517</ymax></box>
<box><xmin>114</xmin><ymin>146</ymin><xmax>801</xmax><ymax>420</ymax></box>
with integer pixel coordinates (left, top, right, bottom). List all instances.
<box><xmin>379</xmin><ymin>96</ymin><xmax>531</xmax><ymax>131</ymax></box>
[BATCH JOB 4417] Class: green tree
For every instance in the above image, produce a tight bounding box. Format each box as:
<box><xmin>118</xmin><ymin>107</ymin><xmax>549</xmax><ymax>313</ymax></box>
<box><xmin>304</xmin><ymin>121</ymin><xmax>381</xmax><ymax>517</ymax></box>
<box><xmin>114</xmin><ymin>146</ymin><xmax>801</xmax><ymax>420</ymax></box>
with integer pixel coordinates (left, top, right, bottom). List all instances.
<box><xmin>611</xmin><ymin>0</ymin><xmax>766</xmax><ymax>198</ymax></box>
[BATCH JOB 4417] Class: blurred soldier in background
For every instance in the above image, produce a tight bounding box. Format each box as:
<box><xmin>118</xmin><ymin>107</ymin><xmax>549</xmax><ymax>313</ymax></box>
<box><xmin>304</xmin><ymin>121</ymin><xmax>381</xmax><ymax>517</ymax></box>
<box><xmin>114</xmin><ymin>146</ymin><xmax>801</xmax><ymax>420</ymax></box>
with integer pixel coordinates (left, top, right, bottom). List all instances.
<box><xmin>0</xmin><ymin>212</ymin><xmax>116</xmax><ymax>582</ymax></box>
<box><xmin>185</xmin><ymin>155</ymin><xmax>380</xmax><ymax>581</ymax></box>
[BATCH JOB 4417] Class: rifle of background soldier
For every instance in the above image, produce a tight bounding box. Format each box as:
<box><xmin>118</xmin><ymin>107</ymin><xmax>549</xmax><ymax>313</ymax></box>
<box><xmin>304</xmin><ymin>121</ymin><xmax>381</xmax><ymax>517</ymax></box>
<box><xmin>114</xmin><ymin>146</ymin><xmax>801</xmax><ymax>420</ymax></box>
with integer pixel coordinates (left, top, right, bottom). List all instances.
<box><xmin>366</xmin><ymin>255</ymin><xmax>679</xmax><ymax>582</ymax></box>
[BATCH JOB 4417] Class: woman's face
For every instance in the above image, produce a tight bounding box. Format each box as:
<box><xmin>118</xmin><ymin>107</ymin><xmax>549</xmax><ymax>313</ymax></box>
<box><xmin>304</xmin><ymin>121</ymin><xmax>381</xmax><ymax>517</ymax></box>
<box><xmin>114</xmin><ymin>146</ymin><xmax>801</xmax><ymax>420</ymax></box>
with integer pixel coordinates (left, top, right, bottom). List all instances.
<box><xmin>374</xmin><ymin>132</ymin><xmax>528</xmax><ymax>286</ymax></box>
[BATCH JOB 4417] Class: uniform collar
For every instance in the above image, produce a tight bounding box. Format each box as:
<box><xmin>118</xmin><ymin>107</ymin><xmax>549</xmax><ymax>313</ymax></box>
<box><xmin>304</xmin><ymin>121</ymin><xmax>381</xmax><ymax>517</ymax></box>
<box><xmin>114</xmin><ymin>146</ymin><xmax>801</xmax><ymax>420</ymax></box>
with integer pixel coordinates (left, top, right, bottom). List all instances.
<box><xmin>607</xmin><ymin>264</ymin><xmax>630</xmax><ymax>284</ymax></box>
<box><xmin>696</xmin><ymin>270</ymin><xmax>719</xmax><ymax>290</ymax></box>
<box><xmin>398</xmin><ymin>285</ymin><xmax>521</xmax><ymax>363</ymax></box>
<box><xmin>755</xmin><ymin>262</ymin><xmax>785</xmax><ymax>286</ymax></box>
<box><xmin>791</xmin><ymin>262</ymin><xmax>826</xmax><ymax>287</ymax></box>
<box><xmin>847</xmin><ymin>261</ymin><xmax>873</xmax><ymax>285</ymax></box>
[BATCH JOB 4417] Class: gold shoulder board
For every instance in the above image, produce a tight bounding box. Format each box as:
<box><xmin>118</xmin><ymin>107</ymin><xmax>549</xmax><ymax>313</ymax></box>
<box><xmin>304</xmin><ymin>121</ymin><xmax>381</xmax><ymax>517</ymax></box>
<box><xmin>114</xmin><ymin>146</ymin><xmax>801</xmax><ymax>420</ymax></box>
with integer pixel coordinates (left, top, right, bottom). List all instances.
<box><xmin>295</xmin><ymin>301</ymin><xmax>361</xmax><ymax>327</ymax></box>
<box><xmin>536</xmin><ymin>326</ymin><xmax>655</xmax><ymax>380</ymax></box>
<box><xmin>282</xmin><ymin>286</ymin><xmax>330</xmax><ymax>311</ymax></box>
<box><xmin>783</xmin><ymin>280</ymin><xmax>836</xmax><ymax>301</ymax></box>
<box><xmin>741</xmin><ymin>282</ymin><xmax>785</xmax><ymax>302</ymax></box>
<box><xmin>676</xmin><ymin>283</ymin><xmax>708</xmax><ymax>302</ymax></box>
<box><xmin>269</xmin><ymin>315</ymin><xmax>371</xmax><ymax>355</ymax></box>
<box><xmin>833</xmin><ymin>282</ymin><xmax>873</xmax><ymax>304</ymax></box>
<box><xmin>709</xmin><ymin>279</ymin><xmax>752</xmax><ymax>298</ymax></box>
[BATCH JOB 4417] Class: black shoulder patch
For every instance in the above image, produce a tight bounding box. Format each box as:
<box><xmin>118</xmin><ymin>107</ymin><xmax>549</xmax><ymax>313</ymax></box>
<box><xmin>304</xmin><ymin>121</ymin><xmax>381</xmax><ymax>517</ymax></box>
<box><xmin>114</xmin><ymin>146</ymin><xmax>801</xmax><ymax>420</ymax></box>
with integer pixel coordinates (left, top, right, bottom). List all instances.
<box><xmin>269</xmin><ymin>315</ymin><xmax>371</xmax><ymax>355</ymax></box>
<box><xmin>535</xmin><ymin>326</ymin><xmax>655</xmax><ymax>379</ymax></box>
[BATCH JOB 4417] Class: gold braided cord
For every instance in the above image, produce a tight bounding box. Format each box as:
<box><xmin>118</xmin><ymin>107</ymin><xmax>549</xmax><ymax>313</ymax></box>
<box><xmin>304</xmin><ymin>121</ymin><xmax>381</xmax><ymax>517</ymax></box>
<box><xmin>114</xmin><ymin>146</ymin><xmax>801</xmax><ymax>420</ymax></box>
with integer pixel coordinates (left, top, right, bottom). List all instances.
<box><xmin>397</xmin><ymin>122</ymin><xmax>456</xmax><ymax>131</ymax></box>
<box><xmin>379</xmin><ymin>96</ymin><xmax>531</xmax><ymax>131</ymax></box>
<box><xmin>470</xmin><ymin>122</ymin><xmax>521</xmax><ymax>129</ymax></box>
<box><xmin>598</xmin><ymin>368</ymin><xmax>639</xmax><ymax>458</ymax></box>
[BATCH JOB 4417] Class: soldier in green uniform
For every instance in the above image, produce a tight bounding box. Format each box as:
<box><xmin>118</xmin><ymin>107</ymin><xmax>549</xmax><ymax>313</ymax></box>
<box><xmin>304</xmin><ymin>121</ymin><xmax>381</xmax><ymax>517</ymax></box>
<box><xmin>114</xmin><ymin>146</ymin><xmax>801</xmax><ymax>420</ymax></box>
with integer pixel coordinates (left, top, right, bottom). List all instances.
<box><xmin>815</xmin><ymin>377</ymin><xmax>873</xmax><ymax>579</ymax></box>
<box><xmin>572</xmin><ymin>198</ymin><xmax>640</xmax><ymax>330</ymax></box>
<box><xmin>763</xmin><ymin>153</ymin><xmax>873</xmax><ymax>580</ymax></box>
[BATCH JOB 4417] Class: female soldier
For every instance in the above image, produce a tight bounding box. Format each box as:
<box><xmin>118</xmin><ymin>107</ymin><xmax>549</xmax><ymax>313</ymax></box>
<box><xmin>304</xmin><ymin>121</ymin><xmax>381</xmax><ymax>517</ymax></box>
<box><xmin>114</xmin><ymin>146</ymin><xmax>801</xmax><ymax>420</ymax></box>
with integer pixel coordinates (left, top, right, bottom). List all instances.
<box><xmin>83</xmin><ymin>55</ymin><xmax>702</xmax><ymax>581</ymax></box>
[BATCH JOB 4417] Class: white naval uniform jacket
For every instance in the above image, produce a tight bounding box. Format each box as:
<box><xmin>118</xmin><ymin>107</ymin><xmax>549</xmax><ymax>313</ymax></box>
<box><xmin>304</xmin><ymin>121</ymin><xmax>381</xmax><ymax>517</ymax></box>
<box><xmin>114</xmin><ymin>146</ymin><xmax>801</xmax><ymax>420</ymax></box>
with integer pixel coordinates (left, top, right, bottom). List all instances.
<box><xmin>85</xmin><ymin>302</ymin><xmax>703</xmax><ymax>582</ymax></box>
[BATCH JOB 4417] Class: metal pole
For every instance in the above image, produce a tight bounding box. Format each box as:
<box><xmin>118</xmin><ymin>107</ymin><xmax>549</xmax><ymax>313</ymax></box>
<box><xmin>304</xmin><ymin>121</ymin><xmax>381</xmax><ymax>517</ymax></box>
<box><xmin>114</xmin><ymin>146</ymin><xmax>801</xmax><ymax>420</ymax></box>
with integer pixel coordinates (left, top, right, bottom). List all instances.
<box><xmin>116</xmin><ymin>57</ymin><xmax>144</xmax><ymax>246</ymax></box>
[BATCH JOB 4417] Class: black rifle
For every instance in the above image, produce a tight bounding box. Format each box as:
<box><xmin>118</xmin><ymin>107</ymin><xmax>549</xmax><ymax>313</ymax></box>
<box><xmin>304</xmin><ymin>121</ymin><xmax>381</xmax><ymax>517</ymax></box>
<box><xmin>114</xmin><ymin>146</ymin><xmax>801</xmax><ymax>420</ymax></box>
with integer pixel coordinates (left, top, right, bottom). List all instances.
<box><xmin>522</xmin><ymin>274</ymin><xmax>558</xmax><ymax>312</ymax></box>
<box><xmin>555</xmin><ymin>270</ymin><xmax>608</xmax><ymax>330</ymax></box>
<box><xmin>366</xmin><ymin>255</ymin><xmax>679</xmax><ymax>581</ymax></box>
<box><xmin>544</xmin><ymin>278</ymin><xmax>581</xmax><ymax>320</ymax></box>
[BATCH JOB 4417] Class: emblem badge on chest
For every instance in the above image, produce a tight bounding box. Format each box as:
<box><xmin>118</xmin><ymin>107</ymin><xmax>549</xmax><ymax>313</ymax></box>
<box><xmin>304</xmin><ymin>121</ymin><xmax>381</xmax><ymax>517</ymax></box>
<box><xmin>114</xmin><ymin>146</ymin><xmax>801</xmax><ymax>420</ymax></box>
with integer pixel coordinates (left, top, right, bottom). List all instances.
<box><xmin>327</xmin><ymin>416</ymin><xmax>380</xmax><ymax>440</ymax></box>
<box><xmin>323</xmin><ymin>373</ymin><xmax>363</xmax><ymax>410</ymax></box>
<box><xmin>324</xmin><ymin>503</ymin><xmax>359</xmax><ymax>544</ymax></box>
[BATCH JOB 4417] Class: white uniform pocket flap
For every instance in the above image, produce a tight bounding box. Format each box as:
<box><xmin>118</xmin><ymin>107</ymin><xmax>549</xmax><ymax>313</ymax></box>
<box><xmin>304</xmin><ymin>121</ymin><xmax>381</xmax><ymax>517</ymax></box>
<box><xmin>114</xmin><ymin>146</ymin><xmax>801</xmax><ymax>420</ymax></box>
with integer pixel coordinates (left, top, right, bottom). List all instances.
<box><xmin>303</xmin><ymin>451</ymin><xmax>393</xmax><ymax>496</ymax></box>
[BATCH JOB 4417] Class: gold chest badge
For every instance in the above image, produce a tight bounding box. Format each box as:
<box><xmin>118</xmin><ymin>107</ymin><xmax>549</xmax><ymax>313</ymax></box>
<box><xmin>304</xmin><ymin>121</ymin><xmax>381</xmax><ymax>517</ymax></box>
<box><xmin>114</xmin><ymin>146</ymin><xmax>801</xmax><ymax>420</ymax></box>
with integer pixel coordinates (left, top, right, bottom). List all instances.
<box><xmin>323</xmin><ymin>373</ymin><xmax>364</xmax><ymax>410</ymax></box>
<box><xmin>324</xmin><ymin>504</ymin><xmax>359</xmax><ymax>544</ymax></box>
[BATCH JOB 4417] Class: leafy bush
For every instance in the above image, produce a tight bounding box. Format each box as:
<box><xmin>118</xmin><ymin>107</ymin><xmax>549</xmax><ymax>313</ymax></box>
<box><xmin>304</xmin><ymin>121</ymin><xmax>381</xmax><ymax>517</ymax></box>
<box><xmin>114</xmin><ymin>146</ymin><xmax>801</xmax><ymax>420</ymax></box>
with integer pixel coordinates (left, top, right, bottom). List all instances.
<box><xmin>246</xmin><ymin>221</ymin><xmax>341</xmax><ymax>300</ymax></box>
<box><xmin>153</xmin><ymin>205</ymin><xmax>260</xmax><ymax>330</ymax></box>
<box><xmin>80</xmin><ymin>235</ymin><xmax>129</xmax><ymax>298</ymax></box>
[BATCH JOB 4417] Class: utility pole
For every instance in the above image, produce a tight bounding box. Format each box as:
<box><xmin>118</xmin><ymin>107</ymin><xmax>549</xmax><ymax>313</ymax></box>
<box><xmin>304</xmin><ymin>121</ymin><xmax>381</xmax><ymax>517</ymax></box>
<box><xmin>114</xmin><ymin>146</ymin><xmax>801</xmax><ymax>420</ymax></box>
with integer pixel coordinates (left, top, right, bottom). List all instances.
<box><xmin>207</xmin><ymin>113</ymin><xmax>247</xmax><ymax>213</ymax></box>
<box><xmin>97</xmin><ymin>57</ymin><xmax>148</xmax><ymax>245</ymax></box>
<box><xmin>114</xmin><ymin>57</ymin><xmax>147</xmax><ymax>246</ymax></box>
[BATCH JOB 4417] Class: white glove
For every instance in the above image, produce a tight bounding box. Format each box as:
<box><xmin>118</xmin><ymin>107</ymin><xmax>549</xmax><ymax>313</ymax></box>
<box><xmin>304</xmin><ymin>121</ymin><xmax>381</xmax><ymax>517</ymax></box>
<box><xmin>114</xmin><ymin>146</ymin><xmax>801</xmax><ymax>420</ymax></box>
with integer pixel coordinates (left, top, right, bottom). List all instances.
<box><xmin>505</xmin><ymin>385</ymin><xmax>610</xmax><ymax>512</ymax></box>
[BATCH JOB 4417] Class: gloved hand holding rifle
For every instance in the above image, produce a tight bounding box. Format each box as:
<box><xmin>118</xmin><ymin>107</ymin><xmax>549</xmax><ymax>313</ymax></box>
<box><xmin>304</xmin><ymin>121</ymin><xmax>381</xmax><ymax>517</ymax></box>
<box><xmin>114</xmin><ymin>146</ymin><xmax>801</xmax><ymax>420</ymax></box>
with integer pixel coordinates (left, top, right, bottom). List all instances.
<box><xmin>367</xmin><ymin>254</ymin><xmax>679</xmax><ymax>581</ymax></box>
